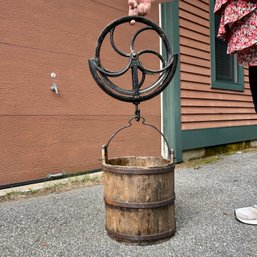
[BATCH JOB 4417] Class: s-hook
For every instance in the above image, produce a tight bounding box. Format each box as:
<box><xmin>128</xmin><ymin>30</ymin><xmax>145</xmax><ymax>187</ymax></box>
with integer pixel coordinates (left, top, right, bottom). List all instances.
<box><xmin>134</xmin><ymin>103</ymin><xmax>140</xmax><ymax>121</ymax></box>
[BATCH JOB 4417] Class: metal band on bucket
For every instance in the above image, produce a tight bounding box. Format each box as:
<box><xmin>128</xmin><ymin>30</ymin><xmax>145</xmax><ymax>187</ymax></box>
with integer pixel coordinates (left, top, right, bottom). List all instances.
<box><xmin>103</xmin><ymin>162</ymin><xmax>175</xmax><ymax>175</ymax></box>
<box><xmin>106</xmin><ymin>227</ymin><xmax>176</xmax><ymax>243</ymax></box>
<box><xmin>104</xmin><ymin>195</ymin><xmax>175</xmax><ymax>210</ymax></box>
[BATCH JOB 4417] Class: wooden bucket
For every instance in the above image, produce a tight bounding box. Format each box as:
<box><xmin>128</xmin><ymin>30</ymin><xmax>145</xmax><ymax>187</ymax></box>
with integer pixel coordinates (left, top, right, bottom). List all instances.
<box><xmin>102</xmin><ymin>148</ymin><xmax>176</xmax><ymax>245</ymax></box>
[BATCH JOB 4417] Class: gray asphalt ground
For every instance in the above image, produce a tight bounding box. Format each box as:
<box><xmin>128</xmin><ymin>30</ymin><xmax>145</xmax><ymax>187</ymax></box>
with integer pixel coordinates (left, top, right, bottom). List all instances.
<box><xmin>1</xmin><ymin>151</ymin><xmax>257</xmax><ymax>257</ymax></box>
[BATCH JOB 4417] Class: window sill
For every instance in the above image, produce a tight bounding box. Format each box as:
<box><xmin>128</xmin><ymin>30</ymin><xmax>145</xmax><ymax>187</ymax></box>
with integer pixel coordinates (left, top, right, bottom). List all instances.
<box><xmin>211</xmin><ymin>81</ymin><xmax>244</xmax><ymax>92</ymax></box>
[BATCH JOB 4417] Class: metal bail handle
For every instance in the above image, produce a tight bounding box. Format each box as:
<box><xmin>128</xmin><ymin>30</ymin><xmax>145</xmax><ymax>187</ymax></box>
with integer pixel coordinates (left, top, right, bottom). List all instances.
<box><xmin>102</xmin><ymin>116</ymin><xmax>174</xmax><ymax>164</ymax></box>
<box><xmin>88</xmin><ymin>15</ymin><xmax>178</xmax><ymax>104</ymax></box>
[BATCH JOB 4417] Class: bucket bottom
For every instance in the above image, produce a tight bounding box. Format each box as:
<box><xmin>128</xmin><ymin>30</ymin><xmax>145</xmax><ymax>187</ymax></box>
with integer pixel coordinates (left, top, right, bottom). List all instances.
<box><xmin>106</xmin><ymin>227</ymin><xmax>176</xmax><ymax>245</ymax></box>
<box><xmin>105</xmin><ymin>204</ymin><xmax>176</xmax><ymax>245</ymax></box>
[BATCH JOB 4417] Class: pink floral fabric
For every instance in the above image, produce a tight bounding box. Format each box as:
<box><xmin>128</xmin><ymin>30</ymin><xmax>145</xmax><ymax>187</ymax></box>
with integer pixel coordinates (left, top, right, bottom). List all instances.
<box><xmin>214</xmin><ymin>0</ymin><xmax>257</xmax><ymax>67</ymax></box>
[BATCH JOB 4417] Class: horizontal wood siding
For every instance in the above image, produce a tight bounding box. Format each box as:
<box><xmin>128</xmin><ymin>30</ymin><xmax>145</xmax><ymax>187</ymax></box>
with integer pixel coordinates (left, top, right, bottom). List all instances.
<box><xmin>0</xmin><ymin>115</ymin><xmax>160</xmax><ymax>185</ymax></box>
<box><xmin>0</xmin><ymin>0</ymin><xmax>160</xmax><ymax>185</ymax></box>
<box><xmin>179</xmin><ymin>0</ymin><xmax>257</xmax><ymax>130</ymax></box>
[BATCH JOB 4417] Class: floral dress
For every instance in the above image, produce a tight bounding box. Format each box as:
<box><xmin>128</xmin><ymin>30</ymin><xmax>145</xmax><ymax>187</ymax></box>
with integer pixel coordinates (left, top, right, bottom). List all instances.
<box><xmin>214</xmin><ymin>0</ymin><xmax>257</xmax><ymax>67</ymax></box>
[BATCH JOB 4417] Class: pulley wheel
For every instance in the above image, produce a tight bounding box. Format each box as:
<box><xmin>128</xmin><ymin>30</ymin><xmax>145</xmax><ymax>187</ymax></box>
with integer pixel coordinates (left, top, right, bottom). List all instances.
<box><xmin>88</xmin><ymin>16</ymin><xmax>178</xmax><ymax>103</ymax></box>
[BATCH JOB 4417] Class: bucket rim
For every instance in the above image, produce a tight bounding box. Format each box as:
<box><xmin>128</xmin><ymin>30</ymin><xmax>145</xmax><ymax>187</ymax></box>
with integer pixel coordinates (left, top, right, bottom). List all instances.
<box><xmin>103</xmin><ymin>155</ymin><xmax>175</xmax><ymax>171</ymax></box>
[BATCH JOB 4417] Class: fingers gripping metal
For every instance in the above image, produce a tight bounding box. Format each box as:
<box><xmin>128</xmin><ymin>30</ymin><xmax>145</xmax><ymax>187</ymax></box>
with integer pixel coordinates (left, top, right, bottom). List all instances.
<box><xmin>88</xmin><ymin>16</ymin><xmax>178</xmax><ymax>104</ymax></box>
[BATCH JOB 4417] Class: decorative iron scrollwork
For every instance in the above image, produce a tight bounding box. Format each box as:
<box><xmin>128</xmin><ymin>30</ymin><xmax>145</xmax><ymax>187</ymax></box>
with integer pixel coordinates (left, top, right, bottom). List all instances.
<box><xmin>88</xmin><ymin>16</ymin><xmax>178</xmax><ymax>104</ymax></box>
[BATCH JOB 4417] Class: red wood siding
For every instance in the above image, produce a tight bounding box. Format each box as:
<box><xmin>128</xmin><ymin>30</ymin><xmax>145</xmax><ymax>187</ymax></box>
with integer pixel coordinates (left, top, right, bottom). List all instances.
<box><xmin>179</xmin><ymin>0</ymin><xmax>257</xmax><ymax>130</ymax></box>
<box><xmin>0</xmin><ymin>1</ymin><xmax>160</xmax><ymax>185</ymax></box>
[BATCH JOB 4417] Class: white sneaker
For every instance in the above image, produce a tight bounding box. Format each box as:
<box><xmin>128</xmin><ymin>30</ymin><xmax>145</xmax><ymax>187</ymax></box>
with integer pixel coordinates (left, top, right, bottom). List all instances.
<box><xmin>235</xmin><ymin>205</ymin><xmax>257</xmax><ymax>225</ymax></box>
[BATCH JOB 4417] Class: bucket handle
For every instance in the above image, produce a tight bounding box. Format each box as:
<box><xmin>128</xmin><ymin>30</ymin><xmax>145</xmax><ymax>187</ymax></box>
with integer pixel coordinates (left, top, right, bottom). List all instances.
<box><xmin>102</xmin><ymin>116</ymin><xmax>174</xmax><ymax>164</ymax></box>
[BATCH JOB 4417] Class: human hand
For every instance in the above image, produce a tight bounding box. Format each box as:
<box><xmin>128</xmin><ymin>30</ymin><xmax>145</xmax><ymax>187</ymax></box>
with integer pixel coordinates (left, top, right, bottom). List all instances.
<box><xmin>128</xmin><ymin>0</ymin><xmax>153</xmax><ymax>25</ymax></box>
<box><xmin>128</xmin><ymin>0</ymin><xmax>153</xmax><ymax>17</ymax></box>
<box><xmin>128</xmin><ymin>0</ymin><xmax>175</xmax><ymax>18</ymax></box>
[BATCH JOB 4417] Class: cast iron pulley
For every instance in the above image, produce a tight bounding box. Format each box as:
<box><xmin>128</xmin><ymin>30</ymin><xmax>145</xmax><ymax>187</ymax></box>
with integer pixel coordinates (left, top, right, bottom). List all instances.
<box><xmin>88</xmin><ymin>16</ymin><xmax>178</xmax><ymax>104</ymax></box>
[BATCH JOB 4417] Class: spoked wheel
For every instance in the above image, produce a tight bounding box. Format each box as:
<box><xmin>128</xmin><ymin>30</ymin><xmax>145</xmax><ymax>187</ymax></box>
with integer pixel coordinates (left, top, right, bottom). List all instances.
<box><xmin>88</xmin><ymin>16</ymin><xmax>178</xmax><ymax>104</ymax></box>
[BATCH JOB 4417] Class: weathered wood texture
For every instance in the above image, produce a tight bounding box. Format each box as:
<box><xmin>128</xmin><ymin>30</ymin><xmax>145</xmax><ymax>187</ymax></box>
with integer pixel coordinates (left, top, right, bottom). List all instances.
<box><xmin>179</xmin><ymin>0</ymin><xmax>257</xmax><ymax>130</ymax></box>
<box><xmin>103</xmin><ymin>157</ymin><xmax>175</xmax><ymax>245</ymax></box>
<box><xmin>0</xmin><ymin>0</ymin><xmax>160</xmax><ymax>185</ymax></box>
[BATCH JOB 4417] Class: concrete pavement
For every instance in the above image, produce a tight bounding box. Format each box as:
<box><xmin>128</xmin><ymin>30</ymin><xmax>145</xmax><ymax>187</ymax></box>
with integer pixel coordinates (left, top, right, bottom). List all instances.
<box><xmin>0</xmin><ymin>150</ymin><xmax>257</xmax><ymax>257</ymax></box>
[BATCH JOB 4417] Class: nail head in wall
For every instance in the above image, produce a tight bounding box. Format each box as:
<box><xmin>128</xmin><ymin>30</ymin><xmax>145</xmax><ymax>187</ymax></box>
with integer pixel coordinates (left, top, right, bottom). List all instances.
<box><xmin>50</xmin><ymin>72</ymin><xmax>57</xmax><ymax>79</ymax></box>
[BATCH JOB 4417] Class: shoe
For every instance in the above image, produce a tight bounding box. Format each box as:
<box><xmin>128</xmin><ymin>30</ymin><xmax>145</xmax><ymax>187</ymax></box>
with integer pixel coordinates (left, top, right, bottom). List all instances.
<box><xmin>234</xmin><ymin>205</ymin><xmax>257</xmax><ymax>225</ymax></box>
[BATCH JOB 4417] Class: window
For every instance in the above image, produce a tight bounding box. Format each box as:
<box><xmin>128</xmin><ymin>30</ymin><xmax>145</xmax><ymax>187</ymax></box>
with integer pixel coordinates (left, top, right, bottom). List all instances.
<box><xmin>210</xmin><ymin>0</ymin><xmax>244</xmax><ymax>91</ymax></box>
